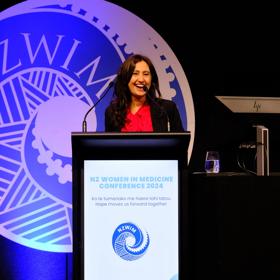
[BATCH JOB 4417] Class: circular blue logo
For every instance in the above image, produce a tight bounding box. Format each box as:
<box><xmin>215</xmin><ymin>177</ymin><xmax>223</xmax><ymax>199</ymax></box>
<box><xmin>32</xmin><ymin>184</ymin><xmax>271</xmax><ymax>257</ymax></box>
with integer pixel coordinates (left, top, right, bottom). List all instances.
<box><xmin>0</xmin><ymin>0</ymin><xmax>194</xmax><ymax>252</ymax></box>
<box><xmin>112</xmin><ymin>222</ymin><xmax>150</xmax><ymax>261</ymax></box>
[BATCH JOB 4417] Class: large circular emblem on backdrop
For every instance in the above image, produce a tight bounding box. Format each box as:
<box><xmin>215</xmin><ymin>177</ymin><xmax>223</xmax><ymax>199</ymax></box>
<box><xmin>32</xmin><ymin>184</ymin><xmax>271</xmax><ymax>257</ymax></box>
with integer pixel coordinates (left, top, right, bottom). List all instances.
<box><xmin>0</xmin><ymin>0</ymin><xmax>195</xmax><ymax>252</ymax></box>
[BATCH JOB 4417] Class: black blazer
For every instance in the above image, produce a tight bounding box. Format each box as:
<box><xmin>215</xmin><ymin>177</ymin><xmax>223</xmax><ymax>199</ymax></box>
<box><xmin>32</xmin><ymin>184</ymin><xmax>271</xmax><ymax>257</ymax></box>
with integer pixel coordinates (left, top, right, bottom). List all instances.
<box><xmin>105</xmin><ymin>98</ymin><xmax>184</xmax><ymax>132</ymax></box>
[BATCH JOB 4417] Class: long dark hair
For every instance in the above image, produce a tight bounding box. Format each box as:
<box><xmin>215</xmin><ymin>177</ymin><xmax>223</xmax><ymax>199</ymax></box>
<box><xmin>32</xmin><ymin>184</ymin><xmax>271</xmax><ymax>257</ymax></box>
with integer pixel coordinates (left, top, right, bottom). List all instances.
<box><xmin>110</xmin><ymin>54</ymin><xmax>162</xmax><ymax>129</ymax></box>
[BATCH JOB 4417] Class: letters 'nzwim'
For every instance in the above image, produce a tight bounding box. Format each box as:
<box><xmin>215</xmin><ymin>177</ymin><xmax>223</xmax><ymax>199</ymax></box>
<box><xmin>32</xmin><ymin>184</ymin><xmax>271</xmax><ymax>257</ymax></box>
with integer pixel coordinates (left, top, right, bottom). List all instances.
<box><xmin>0</xmin><ymin>33</ymin><xmax>115</xmax><ymax>95</ymax></box>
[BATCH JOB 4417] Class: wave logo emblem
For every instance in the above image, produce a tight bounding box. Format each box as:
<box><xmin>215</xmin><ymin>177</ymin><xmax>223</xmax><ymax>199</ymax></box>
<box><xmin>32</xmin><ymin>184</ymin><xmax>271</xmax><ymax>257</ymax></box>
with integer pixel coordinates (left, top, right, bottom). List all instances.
<box><xmin>112</xmin><ymin>222</ymin><xmax>150</xmax><ymax>261</ymax></box>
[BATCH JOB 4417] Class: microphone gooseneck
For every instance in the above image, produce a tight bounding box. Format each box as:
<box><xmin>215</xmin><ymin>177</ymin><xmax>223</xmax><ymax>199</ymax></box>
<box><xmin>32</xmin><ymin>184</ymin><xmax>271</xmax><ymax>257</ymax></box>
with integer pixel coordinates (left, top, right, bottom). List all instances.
<box><xmin>82</xmin><ymin>80</ymin><xmax>115</xmax><ymax>133</ymax></box>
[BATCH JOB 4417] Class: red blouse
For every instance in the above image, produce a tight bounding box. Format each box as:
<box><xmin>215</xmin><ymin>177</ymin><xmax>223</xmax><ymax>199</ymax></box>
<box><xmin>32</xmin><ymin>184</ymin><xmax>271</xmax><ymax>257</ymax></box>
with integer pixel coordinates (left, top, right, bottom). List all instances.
<box><xmin>121</xmin><ymin>104</ymin><xmax>153</xmax><ymax>132</ymax></box>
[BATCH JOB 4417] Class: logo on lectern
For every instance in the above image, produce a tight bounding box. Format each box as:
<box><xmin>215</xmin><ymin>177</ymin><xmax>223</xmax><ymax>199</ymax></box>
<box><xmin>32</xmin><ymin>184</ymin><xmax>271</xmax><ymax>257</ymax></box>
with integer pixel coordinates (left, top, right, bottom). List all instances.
<box><xmin>112</xmin><ymin>222</ymin><xmax>150</xmax><ymax>261</ymax></box>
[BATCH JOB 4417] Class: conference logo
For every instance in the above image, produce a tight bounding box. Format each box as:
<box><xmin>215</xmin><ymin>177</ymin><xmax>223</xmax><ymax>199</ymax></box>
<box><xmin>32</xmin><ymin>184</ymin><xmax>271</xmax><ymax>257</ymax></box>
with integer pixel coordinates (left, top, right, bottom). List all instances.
<box><xmin>0</xmin><ymin>0</ymin><xmax>194</xmax><ymax>252</ymax></box>
<box><xmin>112</xmin><ymin>222</ymin><xmax>150</xmax><ymax>261</ymax></box>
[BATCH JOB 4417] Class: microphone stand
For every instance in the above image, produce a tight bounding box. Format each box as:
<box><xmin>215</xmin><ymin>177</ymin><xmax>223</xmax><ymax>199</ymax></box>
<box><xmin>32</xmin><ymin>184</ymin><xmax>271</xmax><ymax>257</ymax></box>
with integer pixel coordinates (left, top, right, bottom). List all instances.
<box><xmin>82</xmin><ymin>81</ymin><xmax>114</xmax><ymax>133</ymax></box>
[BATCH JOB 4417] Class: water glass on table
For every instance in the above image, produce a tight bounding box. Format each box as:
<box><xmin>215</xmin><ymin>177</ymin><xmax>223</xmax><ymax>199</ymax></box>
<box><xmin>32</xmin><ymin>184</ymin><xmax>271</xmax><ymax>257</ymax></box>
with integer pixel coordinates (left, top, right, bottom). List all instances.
<box><xmin>205</xmin><ymin>151</ymin><xmax>220</xmax><ymax>173</ymax></box>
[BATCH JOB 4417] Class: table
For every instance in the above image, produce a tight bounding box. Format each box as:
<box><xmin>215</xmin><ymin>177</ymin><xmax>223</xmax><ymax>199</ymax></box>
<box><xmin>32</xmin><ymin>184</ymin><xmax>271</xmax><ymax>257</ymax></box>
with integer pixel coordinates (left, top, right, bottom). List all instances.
<box><xmin>188</xmin><ymin>172</ymin><xmax>280</xmax><ymax>280</ymax></box>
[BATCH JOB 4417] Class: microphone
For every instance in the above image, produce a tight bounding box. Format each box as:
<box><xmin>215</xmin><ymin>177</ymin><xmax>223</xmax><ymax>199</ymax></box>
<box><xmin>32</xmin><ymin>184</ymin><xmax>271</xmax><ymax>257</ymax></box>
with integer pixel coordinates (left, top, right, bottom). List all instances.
<box><xmin>146</xmin><ymin>90</ymin><xmax>170</xmax><ymax>132</ymax></box>
<box><xmin>82</xmin><ymin>79</ymin><xmax>115</xmax><ymax>133</ymax></box>
<box><xmin>143</xmin><ymin>85</ymin><xmax>148</xmax><ymax>92</ymax></box>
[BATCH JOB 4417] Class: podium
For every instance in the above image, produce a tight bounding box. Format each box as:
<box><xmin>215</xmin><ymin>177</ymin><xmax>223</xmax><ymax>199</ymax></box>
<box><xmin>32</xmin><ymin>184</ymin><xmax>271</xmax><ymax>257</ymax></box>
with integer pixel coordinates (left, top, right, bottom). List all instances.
<box><xmin>72</xmin><ymin>132</ymin><xmax>190</xmax><ymax>280</ymax></box>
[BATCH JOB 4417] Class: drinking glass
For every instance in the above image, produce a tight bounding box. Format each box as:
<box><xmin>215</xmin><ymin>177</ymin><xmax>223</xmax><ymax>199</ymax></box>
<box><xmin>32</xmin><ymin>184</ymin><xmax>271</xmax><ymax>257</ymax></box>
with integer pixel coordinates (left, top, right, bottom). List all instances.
<box><xmin>205</xmin><ymin>151</ymin><xmax>220</xmax><ymax>173</ymax></box>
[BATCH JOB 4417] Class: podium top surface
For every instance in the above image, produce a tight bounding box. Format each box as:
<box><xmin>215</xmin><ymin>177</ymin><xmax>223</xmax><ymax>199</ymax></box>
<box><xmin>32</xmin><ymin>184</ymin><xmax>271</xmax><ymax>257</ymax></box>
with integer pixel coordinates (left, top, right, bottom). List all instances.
<box><xmin>72</xmin><ymin>131</ymin><xmax>190</xmax><ymax>145</ymax></box>
<box><xmin>71</xmin><ymin>131</ymin><xmax>191</xmax><ymax>161</ymax></box>
<box><xmin>71</xmin><ymin>131</ymin><xmax>190</xmax><ymax>148</ymax></box>
<box><xmin>216</xmin><ymin>96</ymin><xmax>280</xmax><ymax>113</ymax></box>
<box><xmin>71</xmin><ymin>131</ymin><xmax>190</xmax><ymax>137</ymax></box>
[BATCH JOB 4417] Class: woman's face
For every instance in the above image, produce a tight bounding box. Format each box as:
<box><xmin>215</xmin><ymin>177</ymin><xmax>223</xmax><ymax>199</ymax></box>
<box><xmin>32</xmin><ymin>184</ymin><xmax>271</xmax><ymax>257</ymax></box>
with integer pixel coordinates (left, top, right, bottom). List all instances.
<box><xmin>128</xmin><ymin>60</ymin><xmax>152</xmax><ymax>100</ymax></box>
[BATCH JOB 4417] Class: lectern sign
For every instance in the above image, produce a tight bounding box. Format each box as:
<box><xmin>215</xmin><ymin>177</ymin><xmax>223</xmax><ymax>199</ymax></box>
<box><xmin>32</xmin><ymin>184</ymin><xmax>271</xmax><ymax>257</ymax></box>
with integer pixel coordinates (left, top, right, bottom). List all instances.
<box><xmin>84</xmin><ymin>160</ymin><xmax>179</xmax><ymax>280</ymax></box>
